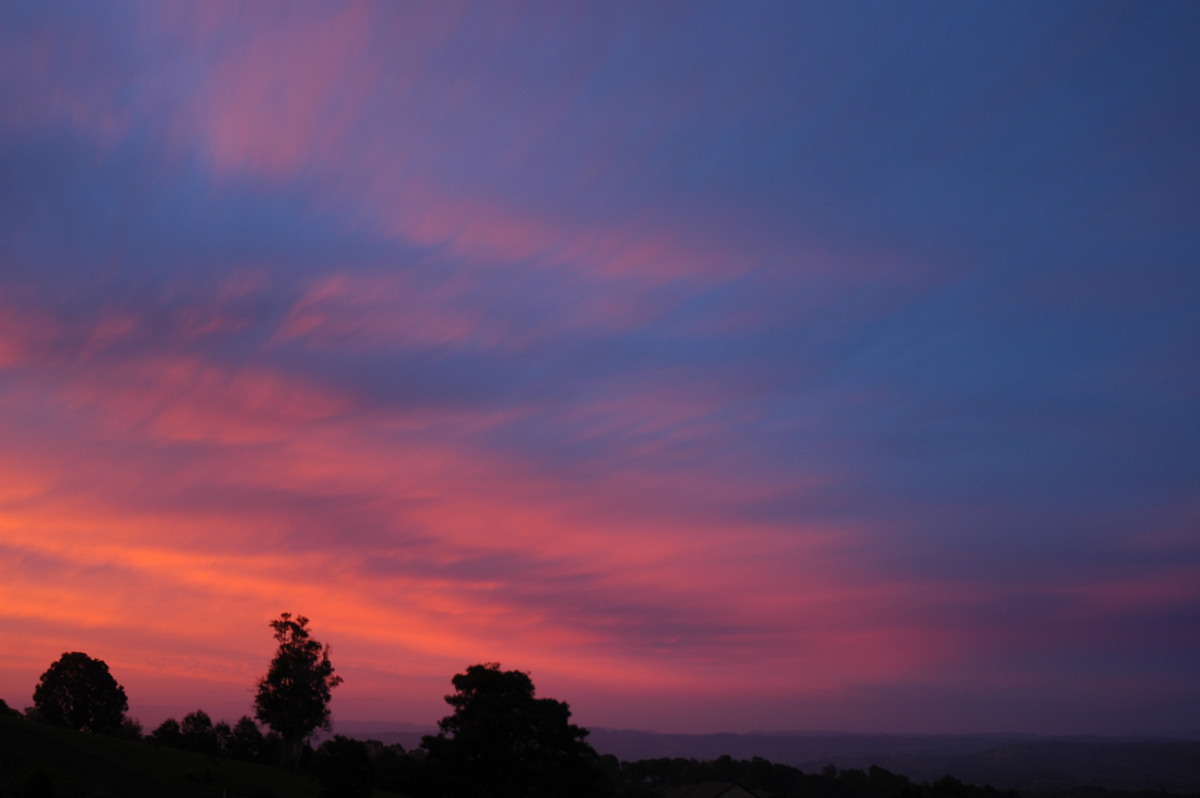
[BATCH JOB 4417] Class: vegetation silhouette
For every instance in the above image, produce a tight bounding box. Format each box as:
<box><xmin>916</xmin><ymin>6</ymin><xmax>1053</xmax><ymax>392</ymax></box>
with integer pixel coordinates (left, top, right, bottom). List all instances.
<box><xmin>32</xmin><ymin>651</ymin><xmax>129</xmax><ymax>735</ymax></box>
<box><xmin>255</xmin><ymin>611</ymin><xmax>343</xmax><ymax>768</ymax></box>
<box><xmin>227</xmin><ymin>714</ymin><xmax>277</xmax><ymax>763</ymax></box>
<box><xmin>180</xmin><ymin>709</ymin><xmax>223</xmax><ymax>755</ymax></box>
<box><xmin>152</xmin><ymin>710</ymin><xmax>279</xmax><ymax>765</ymax></box>
<box><xmin>312</xmin><ymin>734</ymin><xmax>374</xmax><ymax>798</ymax></box>
<box><xmin>9</xmin><ymin>618</ymin><xmax>1196</xmax><ymax>797</ymax></box>
<box><xmin>421</xmin><ymin>661</ymin><xmax>609</xmax><ymax>797</ymax></box>
<box><xmin>150</xmin><ymin>716</ymin><xmax>183</xmax><ymax>747</ymax></box>
<box><xmin>1</xmin><ymin>709</ymin><xmax>319</xmax><ymax>797</ymax></box>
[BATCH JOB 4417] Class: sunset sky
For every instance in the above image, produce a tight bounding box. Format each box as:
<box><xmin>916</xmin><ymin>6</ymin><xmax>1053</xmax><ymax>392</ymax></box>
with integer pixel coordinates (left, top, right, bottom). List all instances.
<box><xmin>1</xmin><ymin>2</ymin><xmax>1198</xmax><ymax>736</ymax></box>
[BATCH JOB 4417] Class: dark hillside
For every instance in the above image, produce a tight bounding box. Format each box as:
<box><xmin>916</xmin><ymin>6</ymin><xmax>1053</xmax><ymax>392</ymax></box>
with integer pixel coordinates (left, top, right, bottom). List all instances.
<box><xmin>917</xmin><ymin>741</ymin><xmax>1200</xmax><ymax>793</ymax></box>
<box><xmin>583</xmin><ymin>729</ymin><xmax>1200</xmax><ymax>792</ymax></box>
<box><xmin>0</xmin><ymin>713</ymin><xmax>320</xmax><ymax>797</ymax></box>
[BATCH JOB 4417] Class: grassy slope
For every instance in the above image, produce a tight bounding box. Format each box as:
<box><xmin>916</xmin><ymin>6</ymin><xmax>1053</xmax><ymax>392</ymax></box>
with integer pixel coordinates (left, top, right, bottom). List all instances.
<box><xmin>0</xmin><ymin>713</ymin><xmax>320</xmax><ymax>798</ymax></box>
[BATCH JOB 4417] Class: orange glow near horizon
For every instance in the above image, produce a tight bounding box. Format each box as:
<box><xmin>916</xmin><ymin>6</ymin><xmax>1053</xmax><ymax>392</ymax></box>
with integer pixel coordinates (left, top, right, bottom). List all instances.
<box><xmin>1</xmin><ymin>307</ymin><xmax>1196</xmax><ymax>731</ymax></box>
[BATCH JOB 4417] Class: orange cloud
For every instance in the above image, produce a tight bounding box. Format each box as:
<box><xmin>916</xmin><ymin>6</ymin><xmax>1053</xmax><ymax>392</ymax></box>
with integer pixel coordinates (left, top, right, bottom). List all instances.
<box><xmin>56</xmin><ymin>354</ymin><xmax>352</xmax><ymax>444</ymax></box>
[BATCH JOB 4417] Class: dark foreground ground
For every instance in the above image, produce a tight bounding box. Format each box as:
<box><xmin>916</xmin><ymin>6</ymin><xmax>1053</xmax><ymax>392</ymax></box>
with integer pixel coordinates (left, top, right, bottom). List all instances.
<box><xmin>0</xmin><ymin>712</ymin><xmax>324</xmax><ymax>797</ymax></box>
<box><xmin>6</xmin><ymin>712</ymin><xmax>1200</xmax><ymax>798</ymax></box>
<box><xmin>338</xmin><ymin>721</ymin><xmax>1200</xmax><ymax>794</ymax></box>
<box><xmin>584</xmin><ymin>729</ymin><xmax>1200</xmax><ymax>793</ymax></box>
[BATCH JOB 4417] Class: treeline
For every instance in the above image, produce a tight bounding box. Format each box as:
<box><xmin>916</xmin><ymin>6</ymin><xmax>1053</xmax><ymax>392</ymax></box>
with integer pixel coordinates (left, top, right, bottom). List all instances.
<box><xmin>148</xmin><ymin>710</ymin><xmax>279</xmax><ymax>763</ymax></box>
<box><xmin>9</xmin><ymin>613</ymin><xmax>1167</xmax><ymax>798</ymax></box>
<box><xmin>6</xmin><ymin>693</ymin><xmax>1182</xmax><ymax>798</ymax></box>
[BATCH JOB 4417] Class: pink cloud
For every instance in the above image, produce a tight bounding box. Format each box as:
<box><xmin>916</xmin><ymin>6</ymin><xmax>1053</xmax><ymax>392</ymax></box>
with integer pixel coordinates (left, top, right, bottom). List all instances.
<box><xmin>53</xmin><ymin>354</ymin><xmax>352</xmax><ymax>444</ymax></box>
<box><xmin>274</xmin><ymin>271</ymin><xmax>488</xmax><ymax>351</ymax></box>
<box><xmin>0</xmin><ymin>300</ymin><xmax>62</xmax><ymax>368</ymax></box>
<box><xmin>200</xmin><ymin>4</ymin><xmax>384</xmax><ymax>178</ymax></box>
<box><xmin>146</xmin><ymin>3</ymin><xmax>890</xmax><ymax>314</ymax></box>
<box><xmin>1</xmin><ymin>336</ymin><xmax>929</xmax><ymax>723</ymax></box>
<box><xmin>1059</xmin><ymin>567</ymin><xmax>1200</xmax><ymax>626</ymax></box>
<box><xmin>1</xmin><ymin>276</ymin><xmax>971</xmax><ymax>730</ymax></box>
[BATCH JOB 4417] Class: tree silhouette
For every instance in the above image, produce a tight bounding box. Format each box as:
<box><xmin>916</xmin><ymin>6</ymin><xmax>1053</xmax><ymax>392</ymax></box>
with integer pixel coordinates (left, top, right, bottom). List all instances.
<box><xmin>422</xmin><ymin>662</ymin><xmax>607</xmax><ymax>798</ymax></box>
<box><xmin>32</xmin><ymin>652</ymin><xmax>128</xmax><ymax>734</ymax></box>
<box><xmin>313</xmin><ymin>734</ymin><xmax>374</xmax><ymax>798</ymax></box>
<box><xmin>152</xmin><ymin>717</ymin><xmax>183</xmax><ymax>747</ymax></box>
<box><xmin>227</xmin><ymin>715</ymin><xmax>273</xmax><ymax>762</ymax></box>
<box><xmin>181</xmin><ymin>709</ymin><xmax>220</xmax><ymax>754</ymax></box>
<box><xmin>254</xmin><ymin>612</ymin><xmax>342</xmax><ymax>766</ymax></box>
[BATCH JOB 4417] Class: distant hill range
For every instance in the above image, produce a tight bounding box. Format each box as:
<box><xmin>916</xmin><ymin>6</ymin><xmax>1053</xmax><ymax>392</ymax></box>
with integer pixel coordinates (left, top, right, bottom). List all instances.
<box><xmin>337</xmin><ymin>722</ymin><xmax>1200</xmax><ymax>792</ymax></box>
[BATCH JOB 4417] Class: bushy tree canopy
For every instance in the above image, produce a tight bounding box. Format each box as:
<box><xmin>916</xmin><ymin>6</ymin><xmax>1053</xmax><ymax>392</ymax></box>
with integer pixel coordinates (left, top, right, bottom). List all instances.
<box><xmin>181</xmin><ymin>709</ymin><xmax>221</xmax><ymax>753</ymax></box>
<box><xmin>314</xmin><ymin>734</ymin><xmax>374</xmax><ymax>798</ymax></box>
<box><xmin>423</xmin><ymin>662</ymin><xmax>607</xmax><ymax>798</ymax></box>
<box><xmin>254</xmin><ymin>612</ymin><xmax>342</xmax><ymax>761</ymax></box>
<box><xmin>32</xmin><ymin>652</ymin><xmax>128</xmax><ymax>734</ymax></box>
<box><xmin>151</xmin><ymin>717</ymin><xmax>183</xmax><ymax>747</ymax></box>
<box><xmin>227</xmin><ymin>715</ymin><xmax>272</xmax><ymax>762</ymax></box>
<box><xmin>0</xmin><ymin>698</ymin><xmax>21</xmax><ymax>719</ymax></box>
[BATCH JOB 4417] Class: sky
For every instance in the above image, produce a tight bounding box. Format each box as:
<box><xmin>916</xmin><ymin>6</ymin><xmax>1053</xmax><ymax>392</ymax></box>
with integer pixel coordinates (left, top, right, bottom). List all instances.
<box><xmin>1</xmin><ymin>1</ymin><xmax>1198</xmax><ymax>737</ymax></box>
